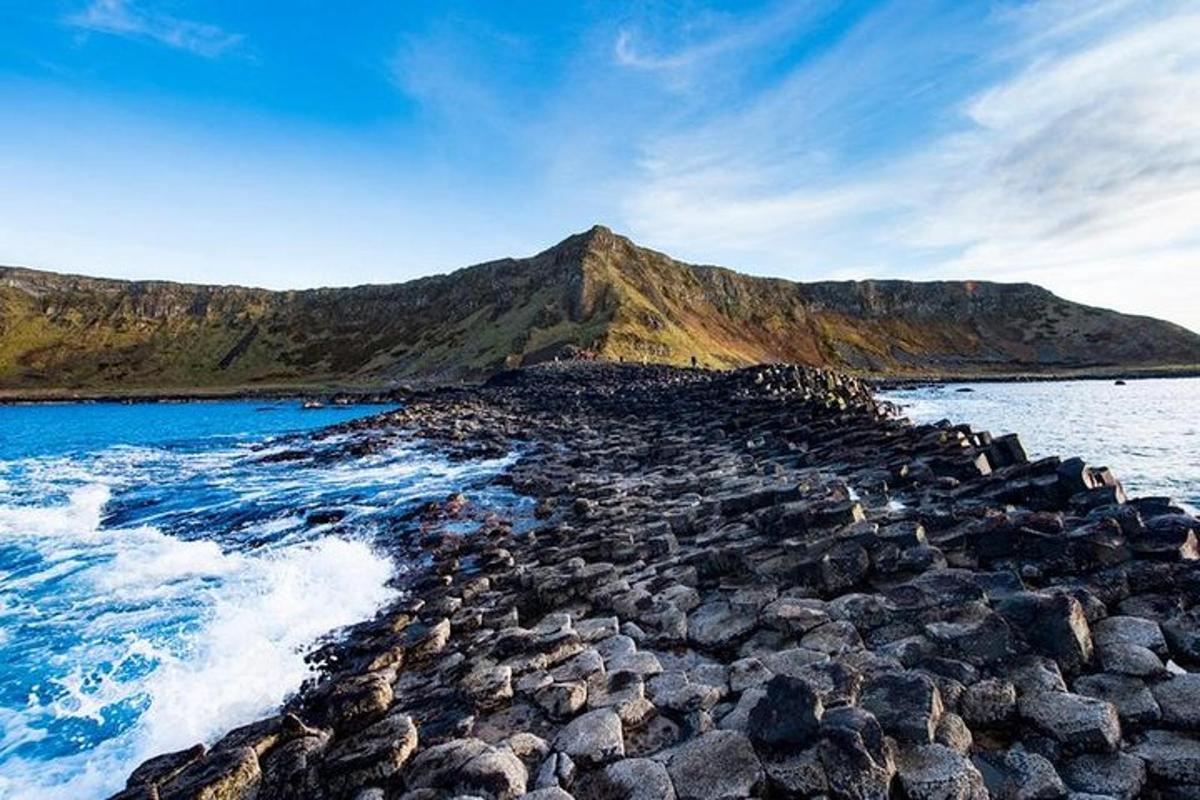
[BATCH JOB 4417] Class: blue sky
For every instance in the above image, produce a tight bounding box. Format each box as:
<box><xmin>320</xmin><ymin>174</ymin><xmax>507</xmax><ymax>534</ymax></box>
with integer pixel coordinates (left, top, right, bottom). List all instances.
<box><xmin>1</xmin><ymin>1</ymin><xmax>1198</xmax><ymax>331</ymax></box>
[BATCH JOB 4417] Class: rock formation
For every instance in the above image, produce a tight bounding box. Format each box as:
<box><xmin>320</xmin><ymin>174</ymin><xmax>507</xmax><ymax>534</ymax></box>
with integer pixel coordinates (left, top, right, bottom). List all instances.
<box><xmin>4</xmin><ymin>227</ymin><xmax>1199</xmax><ymax>392</ymax></box>
<box><xmin>112</xmin><ymin>363</ymin><xmax>1200</xmax><ymax>799</ymax></box>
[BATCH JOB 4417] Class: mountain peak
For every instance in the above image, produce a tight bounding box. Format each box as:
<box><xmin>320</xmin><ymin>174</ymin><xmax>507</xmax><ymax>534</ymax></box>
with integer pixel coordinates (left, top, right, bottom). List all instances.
<box><xmin>2</xmin><ymin>228</ymin><xmax>1199</xmax><ymax>392</ymax></box>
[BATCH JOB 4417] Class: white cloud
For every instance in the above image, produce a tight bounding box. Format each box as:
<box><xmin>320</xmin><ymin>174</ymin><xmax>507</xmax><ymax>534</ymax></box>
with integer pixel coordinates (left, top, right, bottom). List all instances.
<box><xmin>66</xmin><ymin>0</ymin><xmax>242</xmax><ymax>58</ymax></box>
<box><xmin>619</xmin><ymin>2</ymin><xmax>1200</xmax><ymax>331</ymax></box>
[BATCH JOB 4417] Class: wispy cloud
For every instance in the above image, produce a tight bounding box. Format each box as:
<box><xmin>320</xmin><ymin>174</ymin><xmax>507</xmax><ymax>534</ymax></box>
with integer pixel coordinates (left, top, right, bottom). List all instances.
<box><xmin>619</xmin><ymin>1</ymin><xmax>1200</xmax><ymax>331</ymax></box>
<box><xmin>66</xmin><ymin>0</ymin><xmax>242</xmax><ymax>58</ymax></box>
<box><xmin>613</xmin><ymin>2</ymin><xmax>817</xmax><ymax>72</ymax></box>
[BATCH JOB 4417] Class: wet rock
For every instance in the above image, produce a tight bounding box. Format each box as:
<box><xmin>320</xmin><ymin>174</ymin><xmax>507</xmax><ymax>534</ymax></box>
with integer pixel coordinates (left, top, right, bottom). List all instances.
<box><xmin>747</xmin><ymin>674</ymin><xmax>823</xmax><ymax>748</ymax></box>
<box><xmin>323</xmin><ymin>712</ymin><xmax>418</xmax><ymax>797</ymax></box>
<box><xmin>665</xmin><ymin>730</ymin><xmax>764</xmax><ymax>800</ymax></box>
<box><xmin>127</xmin><ymin>744</ymin><xmax>207</xmax><ymax>789</ymax></box>
<box><xmin>553</xmin><ymin>709</ymin><xmax>624</xmax><ymax>768</ymax></box>
<box><xmin>405</xmin><ymin>737</ymin><xmax>527</xmax><ymax>800</ymax></box>
<box><xmin>157</xmin><ymin>746</ymin><xmax>261</xmax><ymax>800</ymax></box>
<box><xmin>1018</xmin><ymin>692</ymin><xmax>1121</xmax><ymax>753</ymax></box>
<box><xmin>896</xmin><ymin>744</ymin><xmax>987</xmax><ymax>800</ymax></box>
<box><xmin>859</xmin><ymin>671</ymin><xmax>943</xmax><ymax>744</ymax></box>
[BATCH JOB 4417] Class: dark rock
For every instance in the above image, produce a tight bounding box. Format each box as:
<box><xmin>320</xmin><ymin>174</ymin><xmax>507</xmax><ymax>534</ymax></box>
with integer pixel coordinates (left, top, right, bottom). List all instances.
<box><xmin>747</xmin><ymin>674</ymin><xmax>823</xmax><ymax>748</ymax></box>
<box><xmin>818</xmin><ymin>707</ymin><xmax>895</xmax><ymax>800</ymax></box>
<box><xmin>665</xmin><ymin>730</ymin><xmax>764</xmax><ymax>800</ymax></box>
<box><xmin>1060</xmin><ymin>751</ymin><xmax>1146</xmax><ymax>799</ymax></box>
<box><xmin>859</xmin><ymin>671</ymin><xmax>943</xmax><ymax>744</ymax></box>
<box><xmin>157</xmin><ymin>746</ymin><xmax>261</xmax><ymax>800</ymax></box>
<box><xmin>895</xmin><ymin>744</ymin><xmax>987</xmax><ymax>800</ymax></box>
<box><xmin>997</xmin><ymin>592</ymin><xmax>1094</xmax><ymax>673</ymax></box>
<box><xmin>1017</xmin><ymin>691</ymin><xmax>1121</xmax><ymax>753</ymax></box>
<box><xmin>322</xmin><ymin>712</ymin><xmax>418</xmax><ymax>797</ymax></box>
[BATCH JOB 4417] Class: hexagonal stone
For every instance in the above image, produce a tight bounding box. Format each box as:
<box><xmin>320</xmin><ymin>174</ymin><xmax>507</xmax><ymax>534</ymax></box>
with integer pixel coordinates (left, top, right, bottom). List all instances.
<box><xmin>553</xmin><ymin>709</ymin><xmax>624</xmax><ymax>768</ymax></box>
<box><xmin>1152</xmin><ymin>674</ymin><xmax>1200</xmax><ymax>731</ymax></box>
<box><xmin>747</xmin><ymin>675</ymin><xmax>823</xmax><ymax>748</ymax></box>
<box><xmin>896</xmin><ymin>744</ymin><xmax>988</xmax><ymax>800</ymax></box>
<box><xmin>1131</xmin><ymin>729</ymin><xmax>1200</xmax><ymax>784</ymax></box>
<box><xmin>687</xmin><ymin>602</ymin><xmax>758</xmax><ymax>652</ymax></box>
<box><xmin>597</xmin><ymin>757</ymin><xmax>676</xmax><ymax>800</ymax></box>
<box><xmin>860</xmin><ymin>671</ymin><xmax>944</xmax><ymax>744</ymax></box>
<box><xmin>961</xmin><ymin>679</ymin><xmax>1016</xmax><ymax>728</ymax></box>
<box><xmin>322</xmin><ymin>712</ymin><xmax>418</xmax><ymax>796</ymax></box>
<box><xmin>1060</xmin><ymin>752</ymin><xmax>1146</xmax><ymax>800</ymax></box>
<box><xmin>1018</xmin><ymin>692</ymin><xmax>1120</xmax><ymax>753</ymax></box>
<box><xmin>1074</xmin><ymin>673</ymin><xmax>1160</xmax><ymax>727</ymax></box>
<box><xmin>666</xmin><ymin>730</ymin><xmax>763</xmax><ymax>800</ymax></box>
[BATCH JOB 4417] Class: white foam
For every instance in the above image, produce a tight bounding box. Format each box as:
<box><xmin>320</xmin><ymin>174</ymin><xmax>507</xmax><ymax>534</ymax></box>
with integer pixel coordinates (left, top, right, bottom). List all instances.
<box><xmin>0</xmin><ymin>486</ymin><xmax>397</xmax><ymax>800</ymax></box>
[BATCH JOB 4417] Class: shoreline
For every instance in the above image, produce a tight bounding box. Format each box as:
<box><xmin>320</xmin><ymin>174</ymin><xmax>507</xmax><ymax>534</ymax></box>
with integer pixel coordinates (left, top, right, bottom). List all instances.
<box><xmin>109</xmin><ymin>362</ymin><xmax>1200</xmax><ymax>800</ymax></box>
<box><xmin>3</xmin><ymin>362</ymin><xmax>1199</xmax><ymax>404</ymax></box>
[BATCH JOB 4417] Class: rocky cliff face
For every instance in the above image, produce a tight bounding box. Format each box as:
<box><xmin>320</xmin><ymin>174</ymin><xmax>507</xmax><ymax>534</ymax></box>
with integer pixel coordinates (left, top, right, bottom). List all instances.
<box><xmin>2</xmin><ymin>226</ymin><xmax>1198</xmax><ymax>391</ymax></box>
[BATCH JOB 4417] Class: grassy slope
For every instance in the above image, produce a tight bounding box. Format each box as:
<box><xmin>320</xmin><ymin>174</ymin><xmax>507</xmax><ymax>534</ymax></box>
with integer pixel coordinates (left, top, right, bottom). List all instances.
<box><xmin>2</xmin><ymin>226</ymin><xmax>1198</xmax><ymax>393</ymax></box>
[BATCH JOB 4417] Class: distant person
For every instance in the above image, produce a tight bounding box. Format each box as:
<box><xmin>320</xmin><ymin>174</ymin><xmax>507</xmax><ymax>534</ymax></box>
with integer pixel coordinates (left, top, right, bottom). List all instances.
<box><xmin>690</xmin><ymin>355</ymin><xmax>698</xmax><ymax>369</ymax></box>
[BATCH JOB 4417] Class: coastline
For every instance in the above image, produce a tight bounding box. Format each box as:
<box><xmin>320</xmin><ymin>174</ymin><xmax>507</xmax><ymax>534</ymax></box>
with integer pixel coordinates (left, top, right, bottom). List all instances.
<box><xmin>104</xmin><ymin>362</ymin><xmax>1200</xmax><ymax>799</ymax></box>
<box><xmin>3</xmin><ymin>361</ymin><xmax>1198</xmax><ymax>405</ymax></box>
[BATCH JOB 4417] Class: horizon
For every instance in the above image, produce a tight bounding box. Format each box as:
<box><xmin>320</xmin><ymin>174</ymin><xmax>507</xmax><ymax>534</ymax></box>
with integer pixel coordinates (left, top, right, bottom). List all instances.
<box><xmin>2</xmin><ymin>1</ymin><xmax>1199</xmax><ymax>331</ymax></box>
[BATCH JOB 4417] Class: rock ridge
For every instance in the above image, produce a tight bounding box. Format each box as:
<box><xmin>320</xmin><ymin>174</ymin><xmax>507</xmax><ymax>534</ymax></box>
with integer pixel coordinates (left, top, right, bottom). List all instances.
<box><xmin>112</xmin><ymin>362</ymin><xmax>1200</xmax><ymax>800</ymax></box>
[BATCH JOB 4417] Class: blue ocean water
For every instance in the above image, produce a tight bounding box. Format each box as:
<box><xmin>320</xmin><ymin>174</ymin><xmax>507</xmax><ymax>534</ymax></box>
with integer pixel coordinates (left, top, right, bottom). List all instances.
<box><xmin>880</xmin><ymin>377</ymin><xmax>1200</xmax><ymax>512</ymax></box>
<box><xmin>0</xmin><ymin>401</ymin><xmax>515</xmax><ymax>799</ymax></box>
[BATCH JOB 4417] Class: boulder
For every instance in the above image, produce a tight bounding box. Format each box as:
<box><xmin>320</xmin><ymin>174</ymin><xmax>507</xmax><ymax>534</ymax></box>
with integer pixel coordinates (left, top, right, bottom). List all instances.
<box><xmin>1060</xmin><ymin>752</ymin><xmax>1146</xmax><ymax>800</ymax></box>
<box><xmin>818</xmin><ymin>707</ymin><xmax>896</xmax><ymax>800</ymax></box>
<box><xmin>157</xmin><ymin>746</ymin><xmax>261</xmax><ymax>800</ymax></box>
<box><xmin>1018</xmin><ymin>692</ymin><xmax>1121</xmax><ymax>753</ymax></box>
<box><xmin>859</xmin><ymin>671</ymin><xmax>944</xmax><ymax>744</ymax></box>
<box><xmin>1074</xmin><ymin>673</ymin><xmax>1160</xmax><ymax>727</ymax></box>
<box><xmin>1131</xmin><ymin>729</ymin><xmax>1200</xmax><ymax>784</ymax></box>
<box><xmin>322</xmin><ymin>712</ymin><xmax>418</xmax><ymax>796</ymax></box>
<box><xmin>665</xmin><ymin>730</ymin><xmax>764</xmax><ymax>800</ymax></box>
<box><xmin>895</xmin><ymin>744</ymin><xmax>987</xmax><ymax>800</ymax></box>
<box><xmin>405</xmin><ymin>738</ymin><xmax>526</xmax><ymax>800</ymax></box>
<box><xmin>1154</xmin><ymin>674</ymin><xmax>1200</xmax><ymax>731</ymax></box>
<box><xmin>961</xmin><ymin>679</ymin><xmax>1016</xmax><ymax>729</ymax></box>
<box><xmin>999</xmin><ymin>746</ymin><xmax>1066</xmax><ymax>800</ymax></box>
<box><xmin>596</xmin><ymin>758</ymin><xmax>676</xmax><ymax>800</ymax></box>
<box><xmin>747</xmin><ymin>675</ymin><xmax>823</xmax><ymax>748</ymax></box>
<box><xmin>553</xmin><ymin>709</ymin><xmax>624</xmax><ymax>768</ymax></box>
<box><xmin>997</xmin><ymin>592</ymin><xmax>1093</xmax><ymax>673</ymax></box>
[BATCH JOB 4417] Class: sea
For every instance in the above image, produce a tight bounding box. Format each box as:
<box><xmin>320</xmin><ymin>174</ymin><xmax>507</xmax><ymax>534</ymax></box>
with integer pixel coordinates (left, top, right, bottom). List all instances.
<box><xmin>880</xmin><ymin>377</ymin><xmax>1200</xmax><ymax>512</ymax></box>
<box><xmin>0</xmin><ymin>400</ymin><xmax>517</xmax><ymax>799</ymax></box>
<box><xmin>0</xmin><ymin>379</ymin><xmax>1197</xmax><ymax>797</ymax></box>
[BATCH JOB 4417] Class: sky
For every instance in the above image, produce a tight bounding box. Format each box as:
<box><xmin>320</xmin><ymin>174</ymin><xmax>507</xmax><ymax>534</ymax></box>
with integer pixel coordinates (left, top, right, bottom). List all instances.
<box><xmin>1</xmin><ymin>0</ymin><xmax>1198</xmax><ymax>332</ymax></box>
